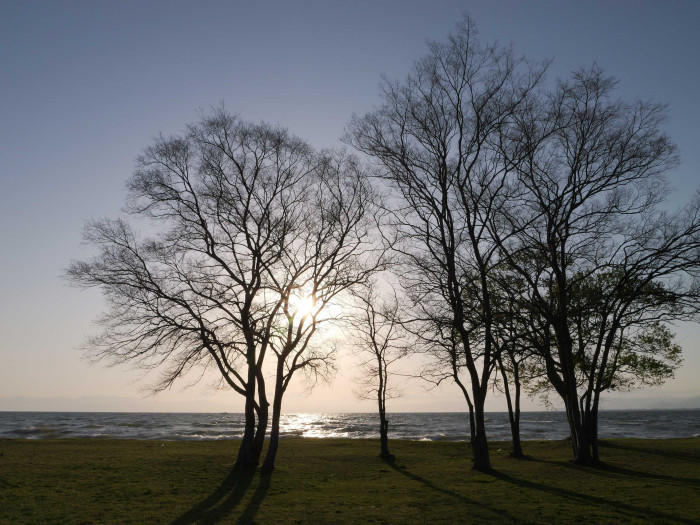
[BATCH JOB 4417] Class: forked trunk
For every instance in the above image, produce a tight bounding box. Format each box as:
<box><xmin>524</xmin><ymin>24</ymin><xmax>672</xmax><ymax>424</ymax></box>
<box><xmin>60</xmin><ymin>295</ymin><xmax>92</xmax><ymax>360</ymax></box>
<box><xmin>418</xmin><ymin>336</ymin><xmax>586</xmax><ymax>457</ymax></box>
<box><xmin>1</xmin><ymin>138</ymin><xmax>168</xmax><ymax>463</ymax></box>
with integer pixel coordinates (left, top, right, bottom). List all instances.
<box><xmin>506</xmin><ymin>406</ymin><xmax>523</xmax><ymax>458</ymax></box>
<box><xmin>253</xmin><ymin>370</ymin><xmax>269</xmax><ymax>462</ymax></box>
<box><xmin>235</xmin><ymin>386</ymin><xmax>259</xmax><ymax>468</ymax></box>
<box><xmin>562</xmin><ymin>397</ymin><xmax>595</xmax><ymax>466</ymax></box>
<box><xmin>261</xmin><ymin>368</ymin><xmax>284</xmax><ymax>474</ymax></box>
<box><xmin>555</xmin><ymin>326</ymin><xmax>596</xmax><ymax>466</ymax></box>
<box><xmin>471</xmin><ymin>390</ymin><xmax>491</xmax><ymax>471</ymax></box>
<box><xmin>499</xmin><ymin>358</ymin><xmax>523</xmax><ymax>458</ymax></box>
<box><xmin>235</xmin><ymin>338</ymin><xmax>260</xmax><ymax>468</ymax></box>
<box><xmin>456</xmin><ymin>379</ymin><xmax>475</xmax><ymax>444</ymax></box>
<box><xmin>573</xmin><ymin>428</ymin><xmax>593</xmax><ymax>465</ymax></box>
<box><xmin>253</xmin><ymin>400</ymin><xmax>268</xmax><ymax>462</ymax></box>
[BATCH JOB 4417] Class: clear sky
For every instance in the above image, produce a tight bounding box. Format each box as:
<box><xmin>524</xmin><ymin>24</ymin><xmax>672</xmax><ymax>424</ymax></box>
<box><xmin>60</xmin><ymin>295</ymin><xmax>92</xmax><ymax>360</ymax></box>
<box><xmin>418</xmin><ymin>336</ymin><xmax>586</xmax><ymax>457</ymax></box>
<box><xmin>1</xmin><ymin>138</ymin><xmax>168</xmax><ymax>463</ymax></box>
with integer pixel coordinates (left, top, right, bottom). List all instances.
<box><xmin>1</xmin><ymin>0</ymin><xmax>698</xmax><ymax>413</ymax></box>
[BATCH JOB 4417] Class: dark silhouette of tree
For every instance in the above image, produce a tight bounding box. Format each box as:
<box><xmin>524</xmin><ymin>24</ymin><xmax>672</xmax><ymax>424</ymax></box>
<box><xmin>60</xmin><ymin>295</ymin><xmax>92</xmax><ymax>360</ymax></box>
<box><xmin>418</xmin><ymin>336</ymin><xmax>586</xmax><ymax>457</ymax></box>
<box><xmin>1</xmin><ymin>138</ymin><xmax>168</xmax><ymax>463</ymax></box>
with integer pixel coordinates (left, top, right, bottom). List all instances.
<box><xmin>522</xmin><ymin>271</ymin><xmax>687</xmax><ymax>462</ymax></box>
<box><xmin>68</xmin><ymin>110</ymin><xmax>384</xmax><ymax>471</ymax></box>
<box><xmin>492</xmin><ymin>66</ymin><xmax>700</xmax><ymax>465</ymax></box>
<box><xmin>260</xmin><ymin>153</ymin><xmax>386</xmax><ymax>473</ymax></box>
<box><xmin>347</xmin><ymin>17</ymin><xmax>546</xmax><ymax>470</ymax></box>
<box><xmin>349</xmin><ymin>280</ymin><xmax>407</xmax><ymax>460</ymax></box>
<box><xmin>488</xmin><ymin>268</ymin><xmax>539</xmax><ymax>458</ymax></box>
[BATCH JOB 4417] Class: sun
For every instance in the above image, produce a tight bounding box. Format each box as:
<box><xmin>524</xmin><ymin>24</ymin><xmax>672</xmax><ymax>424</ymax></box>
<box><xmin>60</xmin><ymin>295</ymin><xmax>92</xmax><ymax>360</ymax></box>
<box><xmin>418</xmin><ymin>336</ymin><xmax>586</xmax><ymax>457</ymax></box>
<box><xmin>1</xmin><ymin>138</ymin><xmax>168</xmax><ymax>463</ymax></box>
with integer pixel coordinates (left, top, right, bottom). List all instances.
<box><xmin>289</xmin><ymin>293</ymin><xmax>318</xmax><ymax>319</ymax></box>
<box><xmin>286</xmin><ymin>291</ymin><xmax>344</xmax><ymax>328</ymax></box>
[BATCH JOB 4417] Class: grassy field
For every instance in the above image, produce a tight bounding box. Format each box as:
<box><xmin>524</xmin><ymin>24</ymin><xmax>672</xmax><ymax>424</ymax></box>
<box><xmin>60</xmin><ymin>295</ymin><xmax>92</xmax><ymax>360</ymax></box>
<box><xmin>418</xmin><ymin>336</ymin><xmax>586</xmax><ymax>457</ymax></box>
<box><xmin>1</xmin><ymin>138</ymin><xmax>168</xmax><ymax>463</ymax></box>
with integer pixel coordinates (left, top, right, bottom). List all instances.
<box><xmin>0</xmin><ymin>437</ymin><xmax>698</xmax><ymax>524</ymax></box>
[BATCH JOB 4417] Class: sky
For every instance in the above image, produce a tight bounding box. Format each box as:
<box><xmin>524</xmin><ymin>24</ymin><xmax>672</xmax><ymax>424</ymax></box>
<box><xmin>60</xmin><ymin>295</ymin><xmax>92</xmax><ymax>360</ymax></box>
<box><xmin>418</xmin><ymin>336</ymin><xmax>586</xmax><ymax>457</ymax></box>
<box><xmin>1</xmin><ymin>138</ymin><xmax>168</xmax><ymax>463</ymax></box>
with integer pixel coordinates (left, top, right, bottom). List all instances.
<box><xmin>1</xmin><ymin>0</ymin><xmax>699</xmax><ymax>413</ymax></box>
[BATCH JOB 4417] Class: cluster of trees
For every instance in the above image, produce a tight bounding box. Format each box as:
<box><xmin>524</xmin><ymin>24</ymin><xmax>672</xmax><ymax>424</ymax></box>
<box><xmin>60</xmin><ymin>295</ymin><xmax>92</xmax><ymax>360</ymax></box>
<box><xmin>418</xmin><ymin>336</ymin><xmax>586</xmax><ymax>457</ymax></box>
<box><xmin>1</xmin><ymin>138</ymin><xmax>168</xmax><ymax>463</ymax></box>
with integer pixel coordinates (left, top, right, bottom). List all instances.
<box><xmin>69</xmin><ymin>18</ymin><xmax>699</xmax><ymax>472</ymax></box>
<box><xmin>68</xmin><ymin>115</ymin><xmax>386</xmax><ymax>471</ymax></box>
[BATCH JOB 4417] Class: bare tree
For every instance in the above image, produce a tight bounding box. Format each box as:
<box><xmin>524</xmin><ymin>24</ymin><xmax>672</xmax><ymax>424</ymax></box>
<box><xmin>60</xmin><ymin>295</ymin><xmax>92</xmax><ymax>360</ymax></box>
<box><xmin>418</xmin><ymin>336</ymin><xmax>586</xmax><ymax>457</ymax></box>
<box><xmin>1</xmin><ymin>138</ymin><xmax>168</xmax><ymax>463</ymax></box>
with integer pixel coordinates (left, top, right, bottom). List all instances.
<box><xmin>260</xmin><ymin>152</ymin><xmax>386</xmax><ymax>473</ymax></box>
<box><xmin>488</xmin><ymin>268</ymin><xmax>538</xmax><ymax>458</ymax></box>
<box><xmin>493</xmin><ymin>66</ymin><xmax>700</xmax><ymax>464</ymax></box>
<box><xmin>347</xmin><ymin>17</ymin><xmax>546</xmax><ymax>470</ymax></box>
<box><xmin>349</xmin><ymin>280</ymin><xmax>407</xmax><ymax>460</ymax></box>
<box><xmin>68</xmin><ymin>110</ymin><xmax>384</xmax><ymax>471</ymax></box>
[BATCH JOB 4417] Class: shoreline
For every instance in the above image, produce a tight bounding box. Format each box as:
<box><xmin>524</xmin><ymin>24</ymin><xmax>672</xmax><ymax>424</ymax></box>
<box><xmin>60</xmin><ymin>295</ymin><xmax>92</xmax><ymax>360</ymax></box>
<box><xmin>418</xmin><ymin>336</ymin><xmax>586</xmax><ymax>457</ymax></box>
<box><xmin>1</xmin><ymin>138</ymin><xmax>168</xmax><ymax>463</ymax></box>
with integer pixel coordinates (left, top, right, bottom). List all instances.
<box><xmin>2</xmin><ymin>435</ymin><xmax>699</xmax><ymax>442</ymax></box>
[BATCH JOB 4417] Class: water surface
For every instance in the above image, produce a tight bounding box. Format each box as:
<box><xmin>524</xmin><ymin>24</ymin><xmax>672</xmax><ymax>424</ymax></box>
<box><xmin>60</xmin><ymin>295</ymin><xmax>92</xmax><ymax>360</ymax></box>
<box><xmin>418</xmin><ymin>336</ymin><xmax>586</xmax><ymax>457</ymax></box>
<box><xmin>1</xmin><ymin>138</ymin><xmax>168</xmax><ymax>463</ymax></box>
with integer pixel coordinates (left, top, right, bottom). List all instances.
<box><xmin>1</xmin><ymin>410</ymin><xmax>698</xmax><ymax>441</ymax></box>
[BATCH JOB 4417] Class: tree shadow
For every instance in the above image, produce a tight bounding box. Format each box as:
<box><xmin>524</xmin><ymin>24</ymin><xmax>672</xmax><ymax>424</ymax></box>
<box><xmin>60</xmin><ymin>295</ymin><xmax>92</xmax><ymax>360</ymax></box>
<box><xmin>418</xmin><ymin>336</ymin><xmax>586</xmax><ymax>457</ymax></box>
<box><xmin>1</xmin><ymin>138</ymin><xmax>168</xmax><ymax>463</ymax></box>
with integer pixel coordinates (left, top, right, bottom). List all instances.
<box><xmin>0</xmin><ymin>476</ymin><xmax>16</xmax><ymax>488</ymax></box>
<box><xmin>383</xmin><ymin>457</ymin><xmax>517</xmax><ymax>522</ymax></box>
<box><xmin>521</xmin><ymin>454</ymin><xmax>700</xmax><ymax>487</ymax></box>
<box><xmin>171</xmin><ymin>465</ymin><xmax>267</xmax><ymax>525</ymax></box>
<box><xmin>599</xmin><ymin>440</ymin><xmax>700</xmax><ymax>462</ymax></box>
<box><xmin>488</xmin><ymin>469</ymin><xmax>696</xmax><ymax>524</ymax></box>
<box><xmin>235</xmin><ymin>472</ymin><xmax>271</xmax><ymax>524</ymax></box>
<box><xmin>596</xmin><ymin>463</ymin><xmax>700</xmax><ymax>487</ymax></box>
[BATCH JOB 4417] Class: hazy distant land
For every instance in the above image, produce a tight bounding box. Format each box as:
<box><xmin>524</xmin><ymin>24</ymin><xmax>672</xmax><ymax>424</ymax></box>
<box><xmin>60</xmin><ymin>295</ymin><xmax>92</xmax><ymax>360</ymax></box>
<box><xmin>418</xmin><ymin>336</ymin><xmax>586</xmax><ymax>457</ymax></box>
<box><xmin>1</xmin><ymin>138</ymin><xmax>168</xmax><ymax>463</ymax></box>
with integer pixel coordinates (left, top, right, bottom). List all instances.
<box><xmin>1</xmin><ymin>395</ymin><xmax>698</xmax><ymax>413</ymax></box>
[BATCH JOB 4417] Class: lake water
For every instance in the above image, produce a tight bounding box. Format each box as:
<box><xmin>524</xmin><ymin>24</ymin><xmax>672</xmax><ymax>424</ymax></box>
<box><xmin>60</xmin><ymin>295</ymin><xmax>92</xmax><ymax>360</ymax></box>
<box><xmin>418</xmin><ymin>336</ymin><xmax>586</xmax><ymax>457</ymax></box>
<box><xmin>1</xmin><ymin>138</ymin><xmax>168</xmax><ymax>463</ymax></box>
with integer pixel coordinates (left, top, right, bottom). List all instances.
<box><xmin>1</xmin><ymin>410</ymin><xmax>698</xmax><ymax>441</ymax></box>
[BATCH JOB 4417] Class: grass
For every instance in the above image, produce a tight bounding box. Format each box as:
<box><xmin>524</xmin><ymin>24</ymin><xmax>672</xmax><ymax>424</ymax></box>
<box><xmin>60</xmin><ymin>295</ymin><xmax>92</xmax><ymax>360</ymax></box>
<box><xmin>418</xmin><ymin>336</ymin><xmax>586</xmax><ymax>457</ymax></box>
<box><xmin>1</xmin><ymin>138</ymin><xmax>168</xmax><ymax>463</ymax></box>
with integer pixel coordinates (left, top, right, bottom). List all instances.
<box><xmin>0</xmin><ymin>437</ymin><xmax>698</xmax><ymax>524</ymax></box>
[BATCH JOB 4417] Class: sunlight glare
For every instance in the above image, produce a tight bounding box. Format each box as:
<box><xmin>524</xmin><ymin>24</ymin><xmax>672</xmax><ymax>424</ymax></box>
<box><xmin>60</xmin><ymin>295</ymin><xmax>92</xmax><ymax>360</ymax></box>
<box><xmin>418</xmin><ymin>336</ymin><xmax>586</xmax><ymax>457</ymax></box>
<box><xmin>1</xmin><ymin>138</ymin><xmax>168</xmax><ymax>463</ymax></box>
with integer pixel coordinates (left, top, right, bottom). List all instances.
<box><xmin>289</xmin><ymin>293</ymin><xmax>318</xmax><ymax>319</ymax></box>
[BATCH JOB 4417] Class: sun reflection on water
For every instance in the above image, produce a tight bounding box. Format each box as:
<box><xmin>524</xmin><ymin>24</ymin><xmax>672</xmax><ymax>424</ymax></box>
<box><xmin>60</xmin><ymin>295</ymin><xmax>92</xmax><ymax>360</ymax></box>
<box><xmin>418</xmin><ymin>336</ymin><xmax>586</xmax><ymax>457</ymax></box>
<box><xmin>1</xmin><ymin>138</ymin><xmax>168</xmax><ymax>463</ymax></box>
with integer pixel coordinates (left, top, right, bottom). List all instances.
<box><xmin>280</xmin><ymin>413</ymin><xmax>353</xmax><ymax>438</ymax></box>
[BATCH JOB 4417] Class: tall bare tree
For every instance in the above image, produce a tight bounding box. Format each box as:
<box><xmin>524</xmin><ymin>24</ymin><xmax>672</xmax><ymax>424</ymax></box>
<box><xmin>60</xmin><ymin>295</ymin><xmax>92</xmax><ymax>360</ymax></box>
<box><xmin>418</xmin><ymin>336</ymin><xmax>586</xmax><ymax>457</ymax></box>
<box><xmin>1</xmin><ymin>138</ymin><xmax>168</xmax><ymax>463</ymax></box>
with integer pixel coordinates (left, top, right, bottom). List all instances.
<box><xmin>488</xmin><ymin>268</ymin><xmax>538</xmax><ymax>458</ymax></box>
<box><xmin>348</xmin><ymin>17</ymin><xmax>546</xmax><ymax>470</ymax></box>
<box><xmin>493</xmin><ymin>66</ymin><xmax>700</xmax><ymax>464</ymax></box>
<box><xmin>260</xmin><ymin>153</ymin><xmax>386</xmax><ymax>472</ymax></box>
<box><xmin>349</xmin><ymin>280</ymin><xmax>407</xmax><ymax>460</ymax></box>
<box><xmin>68</xmin><ymin>110</ymin><xmax>383</xmax><ymax>470</ymax></box>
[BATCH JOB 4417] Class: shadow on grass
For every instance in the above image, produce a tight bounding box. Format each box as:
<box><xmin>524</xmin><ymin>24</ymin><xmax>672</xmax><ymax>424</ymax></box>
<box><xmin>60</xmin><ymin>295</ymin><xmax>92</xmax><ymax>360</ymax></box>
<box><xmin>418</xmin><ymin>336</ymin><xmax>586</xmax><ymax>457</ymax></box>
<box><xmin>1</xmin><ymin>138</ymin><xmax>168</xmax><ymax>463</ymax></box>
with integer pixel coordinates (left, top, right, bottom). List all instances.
<box><xmin>596</xmin><ymin>463</ymin><xmax>700</xmax><ymax>487</ymax></box>
<box><xmin>171</xmin><ymin>465</ymin><xmax>270</xmax><ymax>525</ymax></box>
<box><xmin>599</xmin><ymin>440</ymin><xmax>699</xmax><ymax>462</ymax></box>
<box><xmin>384</xmin><ymin>458</ymin><xmax>517</xmax><ymax>523</ymax></box>
<box><xmin>522</xmin><ymin>454</ymin><xmax>700</xmax><ymax>487</ymax></box>
<box><xmin>0</xmin><ymin>476</ymin><xmax>16</xmax><ymax>488</ymax></box>
<box><xmin>489</xmin><ymin>469</ymin><xmax>696</xmax><ymax>524</ymax></box>
<box><xmin>236</xmin><ymin>472</ymin><xmax>271</xmax><ymax>524</ymax></box>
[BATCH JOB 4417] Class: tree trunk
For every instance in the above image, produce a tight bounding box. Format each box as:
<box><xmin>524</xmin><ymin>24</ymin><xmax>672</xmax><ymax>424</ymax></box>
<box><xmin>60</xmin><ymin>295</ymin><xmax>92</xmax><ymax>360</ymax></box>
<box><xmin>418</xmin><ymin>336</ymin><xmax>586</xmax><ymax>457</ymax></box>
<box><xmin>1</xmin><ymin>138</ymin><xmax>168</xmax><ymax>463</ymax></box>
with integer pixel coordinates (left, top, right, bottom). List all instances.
<box><xmin>589</xmin><ymin>393</ymin><xmax>601</xmax><ymax>463</ymax></box>
<box><xmin>378</xmin><ymin>388</ymin><xmax>392</xmax><ymax>460</ymax></box>
<box><xmin>234</xmin><ymin>348</ymin><xmax>259</xmax><ymax>468</ymax></box>
<box><xmin>562</xmin><ymin>395</ymin><xmax>593</xmax><ymax>465</ymax></box>
<box><xmin>467</xmin><ymin>402</ymin><xmax>475</xmax><ymax>445</ymax></box>
<box><xmin>554</xmin><ymin>323</ymin><xmax>595</xmax><ymax>466</ymax></box>
<box><xmin>235</xmin><ymin>334</ymin><xmax>260</xmax><ymax>469</ymax></box>
<box><xmin>379</xmin><ymin>412</ymin><xmax>392</xmax><ymax>460</ymax></box>
<box><xmin>499</xmin><ymin>357</ymin><xmax>523</xmax><ymax>458</ymax></box>
<box><xmin>377</xmin><ymin>361</ymin><xmax>393</xmax><ymax>460</ymax></box>
<box><xmin>235</xmin><ymin>381</ymin><xmax>259</xmax><ymax>468</ymax></box>
<box><xmin>253</xmin><ymin>399</ymin><xmax>268</xmax><ymax>463</ymax></box>
<box><xmin>261</xmin><ymin>365</ymin><xmax>285</xmax><ymax>474</ymax></box>
<box><xmin>253</xmin><ymin>371</ymin><xmax>269</xmax><ymax>463</ymax></box>
<box><xmin>577</xmin><ymin>417</ymin><xmax>595</xmax><ymax>466</ymax></box>
<box><xmin>571</xmin><ymin>403</ymin><xmax>594</xmax><ymax>465</ymax></box>
<box><xmin>261</xmin><ymin>411</ymin><xmax>280</xmax><ymax>474</ymax></box>
<box><xmin>456</xmin><ymin>378</ymin><xmax>476</xmax><ymax>444</ymax></box>
<box><xmin>471</xmin><ymin>388</ymin><xmax>491</xmax><ymax>471</ymax></box>
<box><xmin>513</xmin><ymin>365</ymin><xmax>523</xmax><ymax>458</ymax></box>
<box><xmin>591</xmin><ymin>418</ymin><xmax>599</xmax><ymax>463</ymax></box>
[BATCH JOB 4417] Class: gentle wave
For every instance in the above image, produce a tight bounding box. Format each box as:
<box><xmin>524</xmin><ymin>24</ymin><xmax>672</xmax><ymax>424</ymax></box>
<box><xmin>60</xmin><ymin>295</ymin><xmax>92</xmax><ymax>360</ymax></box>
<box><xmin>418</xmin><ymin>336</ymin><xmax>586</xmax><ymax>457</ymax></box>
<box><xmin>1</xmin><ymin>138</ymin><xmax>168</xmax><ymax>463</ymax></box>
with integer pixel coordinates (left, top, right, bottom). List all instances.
<box><xmin>0</xmin><ymin>410</ymin><xmax>698</xmax><ymax>441</ymax></box>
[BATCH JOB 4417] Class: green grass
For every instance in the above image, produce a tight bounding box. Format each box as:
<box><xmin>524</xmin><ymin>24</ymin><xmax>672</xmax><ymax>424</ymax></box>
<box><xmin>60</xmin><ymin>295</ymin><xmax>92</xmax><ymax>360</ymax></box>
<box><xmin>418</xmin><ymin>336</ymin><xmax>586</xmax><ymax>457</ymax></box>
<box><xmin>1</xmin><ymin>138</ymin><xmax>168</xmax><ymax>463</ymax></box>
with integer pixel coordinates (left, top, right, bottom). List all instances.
<box><xmin>0</xmin><ymin>437</ymin><xmax>698</xmax><ymax>524</ymax></box>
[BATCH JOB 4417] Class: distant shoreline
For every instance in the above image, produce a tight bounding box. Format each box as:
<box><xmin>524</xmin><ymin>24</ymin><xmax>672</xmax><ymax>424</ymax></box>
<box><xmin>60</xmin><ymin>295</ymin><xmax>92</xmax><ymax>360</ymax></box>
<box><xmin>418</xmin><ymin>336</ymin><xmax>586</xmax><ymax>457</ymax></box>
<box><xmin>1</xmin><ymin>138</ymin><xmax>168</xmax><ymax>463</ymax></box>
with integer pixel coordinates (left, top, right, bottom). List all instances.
<box><xmin>1</xmin><ymin>407</ymin><xmax>698</xmax><ymax>414</ymax></box>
